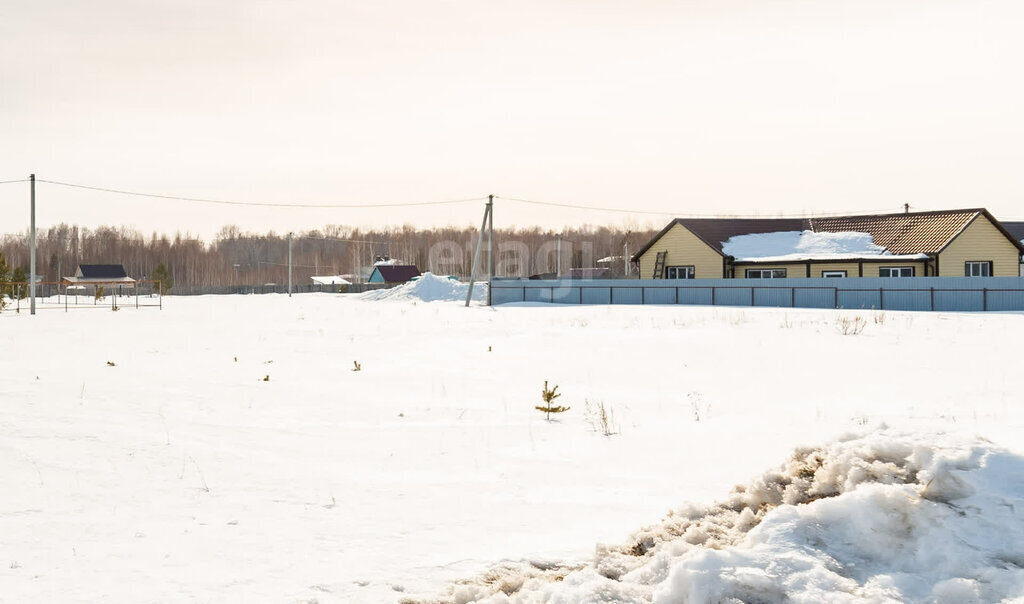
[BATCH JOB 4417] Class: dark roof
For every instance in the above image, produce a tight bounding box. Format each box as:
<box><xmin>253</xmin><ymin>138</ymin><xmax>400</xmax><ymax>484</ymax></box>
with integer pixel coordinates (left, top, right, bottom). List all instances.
<box><xmin>372</xmin><ymin>265</ymin><xmax>421</xmax><ymax>282</ymax></box>
<box><xmin>1002</xmin><ymin>221</ymin><xmax>1024</xmax><ymax>243</ymax></box>
<box><xmin>78</xmin><ymin>264</ymin><xmax>128</xmax><ymax>279</ymax></box>
<box><xmin>677</xmin><ymin>218</ymin><xmax>808</xmax><ymax>253</ymax></box>
<box><xmin>631</xmin><ymin>209</ymin><xmax>1024</xmax><ymax>261</ymax></box>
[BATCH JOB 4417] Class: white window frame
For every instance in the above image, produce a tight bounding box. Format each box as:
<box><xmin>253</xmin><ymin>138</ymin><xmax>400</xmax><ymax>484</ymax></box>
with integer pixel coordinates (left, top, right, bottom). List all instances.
<box><xmin>821</xmin><ymin>271</ymin><xmax>847</xmax><ymax>278</ymax></box>
<box><xmin>965</xmin><ymin>261</ymin><xmax>992</xmax><ymax>277</ymax></box>
<box><xmin>879</xmin><ymin>266</ymin><xmax>914</xmax><ymax>278</ymax></box>
<box><xmin>745</xmin><ymin>268</ymin><xmax>787</xmax><ymax>279</ymax></box>
<box><xmin>665</xmin><ymin>266</ymin><xmax>695</xmax><ymax>279</ymax></box>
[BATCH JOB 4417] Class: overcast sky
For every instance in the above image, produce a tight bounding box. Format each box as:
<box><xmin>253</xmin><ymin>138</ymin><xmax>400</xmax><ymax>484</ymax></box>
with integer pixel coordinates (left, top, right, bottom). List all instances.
<box><xmin>2</xmin><ymin>0</ymin><xmax>1023</xmax><ymax>239</ymax></box>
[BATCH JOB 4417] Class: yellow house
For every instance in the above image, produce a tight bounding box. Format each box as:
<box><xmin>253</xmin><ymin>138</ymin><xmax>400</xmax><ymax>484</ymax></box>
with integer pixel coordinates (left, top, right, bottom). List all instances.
<box><xmin>632</xmin><ymin>209</ymin><xmax>1024</xmax><ymax>279</ymax></box>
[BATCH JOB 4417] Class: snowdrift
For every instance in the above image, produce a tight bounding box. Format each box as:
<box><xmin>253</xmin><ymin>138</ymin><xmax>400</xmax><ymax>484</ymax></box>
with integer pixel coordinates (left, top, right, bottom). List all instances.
<box><xmin>356</xmin><ymin>272</ymin><xmax>487</xmax><ymax>303</ymax></box>
<box><xmin>440</xmin><ymin>430</ymin><xmax>1024</xmax><ymax>603</ymax></box>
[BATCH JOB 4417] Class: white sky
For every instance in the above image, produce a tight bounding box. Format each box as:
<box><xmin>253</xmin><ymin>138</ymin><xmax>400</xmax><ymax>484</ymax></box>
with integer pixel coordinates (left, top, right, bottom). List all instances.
<box><xmin>2</xmin><ymin>0</ymin><xmax>1023</xmax><ymax>240</ymax></box>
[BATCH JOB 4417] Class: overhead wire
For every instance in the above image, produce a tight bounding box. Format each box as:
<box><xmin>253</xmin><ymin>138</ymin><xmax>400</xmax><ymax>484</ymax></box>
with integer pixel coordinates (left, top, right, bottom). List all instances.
<box><xmin>0</xmin><ymin>178</ymin><xmax>29</xmax><ymax>185</ymax></box>
<box><xmin>36</xmin><ymin>179</ymin><xmax>486</xmax><ymax>209</ymax></box>
<box><xmin>495</xmin><ymin>196</ymin><xmax>915</xmax><ymax>219</ymax></box>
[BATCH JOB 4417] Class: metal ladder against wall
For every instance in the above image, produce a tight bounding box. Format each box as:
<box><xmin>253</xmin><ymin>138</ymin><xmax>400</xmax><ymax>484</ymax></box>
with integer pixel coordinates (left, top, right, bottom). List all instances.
<box><xmin>652</xmin><ymin>251</ymin><xmax>667</xmax><ymax>279</ymax></box>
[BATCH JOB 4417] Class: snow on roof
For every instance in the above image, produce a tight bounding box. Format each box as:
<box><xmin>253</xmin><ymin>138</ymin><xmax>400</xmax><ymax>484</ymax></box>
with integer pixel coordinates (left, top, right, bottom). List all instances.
<box><xmin>721</xmin><ymin>230</ymin><xmax>928</xmax><ymax>262</ymax></box>
<box><xmin>311</xmin><ymin>275</ymin><xmax>352</xmax><ymax>285</ymax></box>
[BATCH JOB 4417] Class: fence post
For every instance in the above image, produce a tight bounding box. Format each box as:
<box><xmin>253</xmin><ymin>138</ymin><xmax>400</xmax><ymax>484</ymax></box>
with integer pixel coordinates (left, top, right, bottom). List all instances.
<box><xmin>983</xmin><ymin>288</ymin><xmax>988</xmax><ymax>311</ymax></box>
<box><xmin>879</xmin><ymin>287</ymin><xmax>884</xmax><ymax>310</ymax></box>
<box><xmin>711</xmin><ymin>286</ymin><xmax>715</xmax><ymax>306</ymax></box>
<box><xmin>930</xmin><ymin>287</ymin><xmax>934</xmax><ymax>311</ymax></box>
<box><xmin>750</xmin><ymin>287</ymin><xmax>754</xmax><ymax>306</ymax></box>
<box><xmin>791</xmin><ymin>287</ymin><xmax>795</xmax><ymax>307</ymax></box>
<box><xmin>834</xmin><ymin>287</ymin><xmax>838</xmax><ymax>309</ymax></box>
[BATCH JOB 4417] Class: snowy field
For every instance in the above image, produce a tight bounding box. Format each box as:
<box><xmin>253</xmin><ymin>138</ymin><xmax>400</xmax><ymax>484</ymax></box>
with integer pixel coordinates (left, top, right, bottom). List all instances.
<box><xmin>2</xmin><ymin>277</ymin><xmax>1023</xmax><ymax>603</ymax></box>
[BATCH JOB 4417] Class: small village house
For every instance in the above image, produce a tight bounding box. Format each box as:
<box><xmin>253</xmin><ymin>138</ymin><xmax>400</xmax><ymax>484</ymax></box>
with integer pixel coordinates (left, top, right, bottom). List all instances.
<box><xmin>61</xmin><ymin>264</ymin><xmax>137</xmax><ymax>293</ymax></box>
<box><xmin>632</xmin><ymin>209</ymin><xmax>1024</xmax><ymax>279</ymax></box>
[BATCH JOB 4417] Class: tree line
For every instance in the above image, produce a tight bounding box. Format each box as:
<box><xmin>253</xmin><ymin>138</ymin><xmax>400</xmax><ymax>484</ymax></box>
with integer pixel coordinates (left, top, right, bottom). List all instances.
<box><xmin>0</xmin><ymin>223</ymin><xmax>659</xmax><ymax>289</ymax></box>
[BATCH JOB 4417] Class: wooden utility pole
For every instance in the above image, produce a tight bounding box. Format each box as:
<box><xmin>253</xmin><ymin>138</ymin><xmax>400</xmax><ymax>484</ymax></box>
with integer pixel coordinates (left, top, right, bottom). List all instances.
<box><xmin>287</xmin><ymin>232</ymin><xmax>293</xmax><ymax>297</ymax></box>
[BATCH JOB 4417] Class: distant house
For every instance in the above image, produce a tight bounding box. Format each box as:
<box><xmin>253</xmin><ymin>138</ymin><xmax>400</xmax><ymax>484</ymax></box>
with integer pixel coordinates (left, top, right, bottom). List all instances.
<box><xmin>368</xmin><ymin>265</ymin><xmax>420</xmax><ymax>284</ymax></box>
<box><xmin>311</xmin><ymin>275</ymin><xmax>353</xmax><ymax>285</ymax></box>
<box><xmin>62</xmin><ymin>264</ymin><xmax>137</xmax><ymax>290</ymax></box>
<box><xmin>632</xmin><ymin>209</ymin><xmax>1024</xmax><ymax>279</ymax></box>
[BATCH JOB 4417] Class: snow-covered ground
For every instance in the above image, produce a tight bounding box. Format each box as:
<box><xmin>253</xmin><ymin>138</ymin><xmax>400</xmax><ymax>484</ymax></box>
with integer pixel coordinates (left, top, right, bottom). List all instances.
<box><xmin>2</xmin><ymin>280</ymin><xmax>1023</xmax><ymax>602</ymax></box>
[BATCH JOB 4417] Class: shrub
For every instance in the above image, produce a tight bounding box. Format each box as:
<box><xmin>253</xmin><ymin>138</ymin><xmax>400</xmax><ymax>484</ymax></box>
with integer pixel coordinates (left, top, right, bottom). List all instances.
<box><xmin>536</xmin><ymin>381</ymin><xmax>570</xmax><ymax>420</ymax></box>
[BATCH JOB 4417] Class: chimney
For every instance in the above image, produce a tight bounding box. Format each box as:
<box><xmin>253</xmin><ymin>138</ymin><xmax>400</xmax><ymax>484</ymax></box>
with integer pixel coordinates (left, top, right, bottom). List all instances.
<box><xmin>904</xmin><ymin>203</ymin><xmax>909</xmax><ymax>214</ymax></box>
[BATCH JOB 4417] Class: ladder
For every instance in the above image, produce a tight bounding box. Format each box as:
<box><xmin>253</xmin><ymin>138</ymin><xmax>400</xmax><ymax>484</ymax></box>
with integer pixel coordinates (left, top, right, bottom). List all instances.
<box><xmin>652</xmin><ymin>251</ymin><xmax>667</xmax><ymax>279</ymax></box>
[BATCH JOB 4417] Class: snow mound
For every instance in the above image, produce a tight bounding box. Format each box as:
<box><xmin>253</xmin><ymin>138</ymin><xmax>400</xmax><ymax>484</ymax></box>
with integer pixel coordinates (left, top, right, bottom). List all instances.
<box><xmin>722</xmin><ymin>230</ymin><xmax>891</xmax><ymax>261</ymax></box>
<box><xmin>437</xmin><ymin>430</ymin><xmax>1024</xmax><ymax>603</ymax></box>
<box><xmin>357</xmin><ymin>272</ymin><xmax>487</xmax><ymax>303</ymax></box>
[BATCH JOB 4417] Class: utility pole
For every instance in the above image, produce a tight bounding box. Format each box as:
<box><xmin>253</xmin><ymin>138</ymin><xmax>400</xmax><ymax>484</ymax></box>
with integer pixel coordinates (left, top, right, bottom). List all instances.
<box><xmin>30</xmin><ymin>174</ymin><xmax>36</xmax><ymax>315</ymax></box>
<box><xmin>487</xmin><ymin>194</ymin><xmax>494</xmax><ymax>301</ymax></box>
<box><xmin>557</xmin><ymin>234</ymin><xmax>562</xmax><ymax>276</ymax></box>
<box><xmin>287</xmin><ymin>232</ymin><xmax>293</xmax><ymax>297</ymax></box>
<box><xmin>465</xmin><ymin>197</ymin><xmax>493</xmax><ymax>307</ymax></box>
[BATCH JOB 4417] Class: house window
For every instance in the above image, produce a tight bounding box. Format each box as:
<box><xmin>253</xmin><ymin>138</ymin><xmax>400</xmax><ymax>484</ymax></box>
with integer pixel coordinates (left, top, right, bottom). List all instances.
<box><xmin>821</xmin><ymin>271</ymin><xmax>847</xmax><ymax>278</ymax></box>
<box><xmin>665</xmin><ymin>266</ymin><xmax>694</xmax><ymax>279</ymax></box>
<box><xmin>965</xmin><ymin>261</ymin><xmax>992</xmax><ymax>277</ymax></box>
<box><xmin>879</xmin><ymin>266</ymin><xmax>914</xmax><ymax>277</ymax></box>
<box><xmin>745</xmin><ymin>268</ymin><xmax>787</xmax><ymax>279</ymax></box>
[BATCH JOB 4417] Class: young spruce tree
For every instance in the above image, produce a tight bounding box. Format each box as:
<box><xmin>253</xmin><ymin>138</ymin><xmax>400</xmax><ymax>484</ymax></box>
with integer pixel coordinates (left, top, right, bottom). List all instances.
<box><xmin>536</xmin><ymin>381</ymin><xmax>571</xmax><ymax>420</ymax></box>
<box><xmin>151</xmin><ymin>263</ymin><xmax>173</xmax><ymax>295</ymax></box>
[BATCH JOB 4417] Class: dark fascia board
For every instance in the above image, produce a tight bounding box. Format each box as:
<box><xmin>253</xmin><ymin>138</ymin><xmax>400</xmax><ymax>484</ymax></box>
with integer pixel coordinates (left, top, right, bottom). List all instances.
<box><xmin>629</xmin><ymin>219</ymin><xmax>724</xmax><ymax>262</ymax></box>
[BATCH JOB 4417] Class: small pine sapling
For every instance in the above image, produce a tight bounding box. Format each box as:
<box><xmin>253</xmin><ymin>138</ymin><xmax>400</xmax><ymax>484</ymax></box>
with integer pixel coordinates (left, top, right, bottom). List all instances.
<box><xmin>536</xmin><ymin>380</ymin><xmax>570</xmax><ymax>420</ymax></box>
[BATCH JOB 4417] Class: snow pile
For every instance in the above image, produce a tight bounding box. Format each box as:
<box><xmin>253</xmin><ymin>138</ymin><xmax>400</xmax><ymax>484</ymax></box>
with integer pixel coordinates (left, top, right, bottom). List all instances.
<box><xmin>722</xmin><ymin>230</ymin><xmax>905</xmax><ymax>261</ymax></box>
<box><xmin>357</xmin><ymin>272</ymin><xmax>487</xmax><ymax>303</ymax></box>
<box><xmin>440</xmin><ymin>430</ymin><xmax>1024</xmax><ymax>603</ymax></box>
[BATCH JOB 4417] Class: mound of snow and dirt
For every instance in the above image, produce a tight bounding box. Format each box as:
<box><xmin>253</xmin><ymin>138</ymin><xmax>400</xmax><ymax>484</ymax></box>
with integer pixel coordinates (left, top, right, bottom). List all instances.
<box><xmin>357</xmin><ymin>272</ymin><xmax>487</xmax><ymax>303</ymax></box>
<box><xmin>434</xmin><ymin>430</ymin><xmax>1024</xmax><ymax>603</ymax></box>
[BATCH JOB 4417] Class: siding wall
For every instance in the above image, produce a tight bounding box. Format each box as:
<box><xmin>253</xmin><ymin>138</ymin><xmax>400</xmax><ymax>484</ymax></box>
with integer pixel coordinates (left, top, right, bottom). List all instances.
<box><xmin>939</xmin><ymin>215</ymin><xmax>1021</xmax><ymax>277</ymax></box>
<box><xmin>860</xmin><ymin>261</ymin><xmax>927</xmax><ymax>278</ymax></box>
<box><xmin>809</xmin><ymin>262</ymin><xmax>861</xmax><ymax>278</ymax></box>
<box><xmin>637</xmin><ymin>224</ymin><xmax>724</xmax><ymax>279</ymax></box>
<box><xmin>735</xmin><ymin>265</ymin><xmax>805</xmax><ymax>278</ymax></box>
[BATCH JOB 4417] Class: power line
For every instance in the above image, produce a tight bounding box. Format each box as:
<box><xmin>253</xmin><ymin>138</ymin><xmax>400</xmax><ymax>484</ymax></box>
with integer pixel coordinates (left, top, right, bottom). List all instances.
<box><xmin>495</xmin><ymin>196</ymin><xmax>678</xmax><ymax>216</ymax></box>
<box><xmin>495</xmin><ymin>196</ymin><xmax>913</xmax><ymax>219</ymax></box>
<box><xmin>0</xmin><ymin>179</ymin><xmax>28</xmax><ymax>185</ymax></box>
<box><xmin>36</xmin><ymin>179</ymin><xmax>485</xmax><ymax>209</ymax></box>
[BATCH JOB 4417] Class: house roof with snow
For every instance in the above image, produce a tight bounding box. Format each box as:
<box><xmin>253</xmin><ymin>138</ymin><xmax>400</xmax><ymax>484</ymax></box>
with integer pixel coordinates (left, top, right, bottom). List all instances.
<box><xmin>632</xmin><ymin>209</ymin><xmax>1024</xmax><ymax>261</ymax></box>
<box><xmin>311</xmin><ymin>275</ymin><xmax>352</xmax><ymax>285</ymax></box>
<box><xmin>368</xmin><ymin>264</ymin><xmax>421</xmax><ymax>283</ymax></box>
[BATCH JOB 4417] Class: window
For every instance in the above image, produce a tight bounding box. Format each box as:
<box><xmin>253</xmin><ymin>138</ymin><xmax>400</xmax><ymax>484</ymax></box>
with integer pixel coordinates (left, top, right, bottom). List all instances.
<box><xmin>878</xmin><ymin>266</ymin><xmax>914</xmax><ymax>277</ymax></box>
<box><xmin>965</xmin><ymin>261</ymin><xmax>992</xmax><ymax>277</ymax></box>
<box><xmin>745</xmin><ymin>268</ymin><xmax>787</xmax><ymax>279</ymax></box>
<box><xmin>665</xmin><ymin>266</ymin><xmax>694</xmax><ymax>279</ymax></box>
<box><xmin>821</xmin><ymin>271</ymin><xmax>847</xmax><ymax>278</ymax></box>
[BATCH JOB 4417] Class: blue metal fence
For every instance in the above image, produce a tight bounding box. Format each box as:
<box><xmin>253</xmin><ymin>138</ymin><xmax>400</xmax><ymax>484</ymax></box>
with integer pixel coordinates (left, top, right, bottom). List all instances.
<box><xmin>489</xmin><ymin>277</ymin><xmax>1024</xmax><ymax>312</ymax></box>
